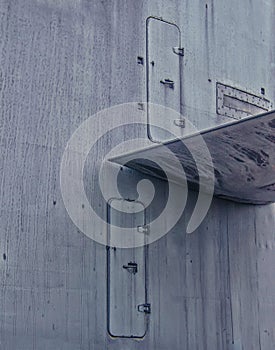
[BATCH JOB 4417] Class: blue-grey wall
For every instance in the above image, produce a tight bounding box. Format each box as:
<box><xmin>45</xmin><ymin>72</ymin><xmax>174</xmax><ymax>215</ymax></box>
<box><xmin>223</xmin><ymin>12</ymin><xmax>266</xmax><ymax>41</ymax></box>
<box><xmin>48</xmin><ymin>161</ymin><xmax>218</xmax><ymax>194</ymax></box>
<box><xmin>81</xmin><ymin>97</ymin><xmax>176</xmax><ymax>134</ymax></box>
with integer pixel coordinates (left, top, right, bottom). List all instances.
<box><xmin>0</xmin><ymin>0</ymin><xmax>274</xmax><ymax>349</ymax></box>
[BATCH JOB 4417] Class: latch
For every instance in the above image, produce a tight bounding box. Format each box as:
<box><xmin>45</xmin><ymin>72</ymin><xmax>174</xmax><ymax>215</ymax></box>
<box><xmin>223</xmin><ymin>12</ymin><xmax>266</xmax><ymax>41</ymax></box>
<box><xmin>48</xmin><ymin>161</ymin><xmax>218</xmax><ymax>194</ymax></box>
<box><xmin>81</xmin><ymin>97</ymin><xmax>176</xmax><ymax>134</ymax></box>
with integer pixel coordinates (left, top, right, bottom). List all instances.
<box><xmin>137</xmin><ymin>225</ymin><xmax>150</xmax><ymax>235</ymax></box>
<box><xmin>172</xmin><ymin>47</ymin><xmax>184</xmax><ymax>56</ymax></box>
<box><xmin>138</xmin><ymin>303</ymin><xmax>151</xmax><ymax>314</ymax></box>
<box><xmin>160</xmin><ymin>78</ymin><xmax>174</xmax><ymax>89</ymax></box>
<box><xmin>123</xmin><ymin>262</ymin><xmax>138</xmax><ymax>274</ymax></box>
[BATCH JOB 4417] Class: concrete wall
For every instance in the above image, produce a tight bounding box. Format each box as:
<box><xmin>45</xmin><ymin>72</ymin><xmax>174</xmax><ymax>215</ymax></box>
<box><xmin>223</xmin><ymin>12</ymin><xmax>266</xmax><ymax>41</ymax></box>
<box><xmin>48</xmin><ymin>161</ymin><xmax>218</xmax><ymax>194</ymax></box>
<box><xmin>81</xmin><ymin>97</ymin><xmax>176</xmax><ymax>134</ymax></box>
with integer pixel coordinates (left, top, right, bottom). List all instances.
<box><xmin>0</xmin><ymin>0</ymin><xmax>274</xmax><ymax>349</ymax></box>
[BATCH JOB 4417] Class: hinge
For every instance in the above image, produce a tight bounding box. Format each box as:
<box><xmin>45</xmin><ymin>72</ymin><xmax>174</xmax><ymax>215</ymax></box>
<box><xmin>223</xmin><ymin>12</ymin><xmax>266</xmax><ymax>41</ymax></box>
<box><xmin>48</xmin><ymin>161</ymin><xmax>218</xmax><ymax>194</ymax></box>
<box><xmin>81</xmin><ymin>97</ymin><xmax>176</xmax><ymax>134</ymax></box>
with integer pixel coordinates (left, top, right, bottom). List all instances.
<box><xmin>138</xmin><ymin>303</ymin><xmax>151</xmax><ymax>314</ymax></box>
<box><xmin>172</xmin><ymin>46</ymin><xmax>184</xmax><ymax>56</ymax></box>
<box><xmin>137</xmin><ymin>225</ymin><xmax>150</xmax><ymax>235</ymax></box>
<box><xmin>174</xmin><ymin>118</ymin><xmax>185</xmax><ymax>128</ymax></box>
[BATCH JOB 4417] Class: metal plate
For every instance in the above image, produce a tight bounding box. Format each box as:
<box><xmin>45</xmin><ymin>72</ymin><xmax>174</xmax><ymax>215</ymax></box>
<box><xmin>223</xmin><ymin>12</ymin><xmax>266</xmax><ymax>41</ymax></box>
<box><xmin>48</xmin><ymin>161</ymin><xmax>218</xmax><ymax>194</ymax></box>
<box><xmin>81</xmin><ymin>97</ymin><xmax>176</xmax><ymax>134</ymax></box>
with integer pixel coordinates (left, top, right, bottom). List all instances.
<box><xmin>146</xmin><ymin>17</ymin><xmax>183</xmax><ymax>142</ymax></box>
<box><xmin>110</xmin><ymin>110</ymin><xmax>275</xmax><ymax>204</ymax></box>
<box><xmin>107</xmin><ymin>199</ymin><xmax>148</xmax><ymax>338</ymax></box>
<box><xmin>217</xmin><ymin>83</ymin><xmax>272</xmax><ymax>120</ymax></box>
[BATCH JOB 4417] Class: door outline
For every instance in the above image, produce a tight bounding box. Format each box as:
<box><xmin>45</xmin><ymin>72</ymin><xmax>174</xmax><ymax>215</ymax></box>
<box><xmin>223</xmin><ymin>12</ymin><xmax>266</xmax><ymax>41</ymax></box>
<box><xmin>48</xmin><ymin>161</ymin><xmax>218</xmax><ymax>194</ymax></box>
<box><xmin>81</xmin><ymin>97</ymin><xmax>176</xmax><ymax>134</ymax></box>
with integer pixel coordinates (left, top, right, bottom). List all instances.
<box><xmin>146</xmin><ymin>16</ymin><xmax>183</xmax><ymax>143</ymax></box>
<box><xmin>106</xmin><ymin>198</ymin><xmax>149</xmax><ymax>339</ymax></box>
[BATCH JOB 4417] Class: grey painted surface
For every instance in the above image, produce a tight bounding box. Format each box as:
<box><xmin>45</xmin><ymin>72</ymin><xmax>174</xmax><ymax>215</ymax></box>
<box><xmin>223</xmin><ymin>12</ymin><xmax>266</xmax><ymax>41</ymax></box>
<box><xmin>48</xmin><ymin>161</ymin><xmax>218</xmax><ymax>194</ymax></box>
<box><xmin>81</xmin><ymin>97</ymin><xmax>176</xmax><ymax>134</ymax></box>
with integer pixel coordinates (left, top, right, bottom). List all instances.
<box><xmin>0</xmin><ymin>0</ymin><xmax>274</xmax><ymax>349</ymax></box>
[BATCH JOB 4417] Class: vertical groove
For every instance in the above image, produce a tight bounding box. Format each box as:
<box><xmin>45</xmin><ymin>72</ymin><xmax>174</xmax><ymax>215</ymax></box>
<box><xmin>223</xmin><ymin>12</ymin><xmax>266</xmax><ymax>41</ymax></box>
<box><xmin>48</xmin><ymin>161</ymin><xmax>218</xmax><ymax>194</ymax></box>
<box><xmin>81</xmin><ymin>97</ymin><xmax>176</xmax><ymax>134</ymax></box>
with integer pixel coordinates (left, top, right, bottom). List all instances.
<box><xmin>254</xmin><ymin>212</ymin><xmax>262</xmax><ymax>350</ymax></box>
<box><xmin>226</xmin><ymin>207</ymin><xmax>234</xmax><ymax>346</ymax></box>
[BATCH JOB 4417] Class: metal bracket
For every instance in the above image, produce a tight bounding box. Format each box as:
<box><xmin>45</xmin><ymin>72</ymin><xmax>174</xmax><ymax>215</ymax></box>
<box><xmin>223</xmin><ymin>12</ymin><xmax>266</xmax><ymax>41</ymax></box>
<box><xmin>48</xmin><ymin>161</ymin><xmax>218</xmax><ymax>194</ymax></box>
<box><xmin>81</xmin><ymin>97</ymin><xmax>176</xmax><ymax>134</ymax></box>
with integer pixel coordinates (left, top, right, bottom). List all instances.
<box><xmin>137</xmin><ymin>102</ymin><xmax>145</xmax><ymax>111</ymax></box>
<box><xmin>137</xmin><ymin>225</ymin><xmax>150</xmax><ymax>235</ymax></box>
<box><xmin>123</xmin><ymin>262</ymin><xmax>138</xmax><ymax>274</ymax></box>
<box><xmin>172</xmin><ymin>46</ymin><xmax>184</xmax><ymax>56</ymax></box>
<box><xmin>138</xmin><ymin>303</ymin><xmax>151</xmax><ymax>314</ymax></box>
<box><xmin>174</xmin><ymin>118</ymin><xmax>185</xmax><ymax>128</ymax></box>
<box><xmin>160</xmin><ymin>78</ymin><xmax>174</xmax><ymax>89</ymax></box>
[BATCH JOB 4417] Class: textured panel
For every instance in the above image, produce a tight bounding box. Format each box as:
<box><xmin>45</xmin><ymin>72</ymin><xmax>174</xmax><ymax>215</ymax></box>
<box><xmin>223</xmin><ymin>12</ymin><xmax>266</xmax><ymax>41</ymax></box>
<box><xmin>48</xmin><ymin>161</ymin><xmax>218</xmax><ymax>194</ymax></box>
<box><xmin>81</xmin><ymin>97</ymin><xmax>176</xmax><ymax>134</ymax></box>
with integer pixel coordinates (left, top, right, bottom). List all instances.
<box><xmin>111</xmin><ymin>110</ymin><xmax>275</xmax><ymax>204</ymax></box>
<box><xmin>217</xmin><ymin>83</ymin><xmax>272</xmax><ymax>120</ymax></box>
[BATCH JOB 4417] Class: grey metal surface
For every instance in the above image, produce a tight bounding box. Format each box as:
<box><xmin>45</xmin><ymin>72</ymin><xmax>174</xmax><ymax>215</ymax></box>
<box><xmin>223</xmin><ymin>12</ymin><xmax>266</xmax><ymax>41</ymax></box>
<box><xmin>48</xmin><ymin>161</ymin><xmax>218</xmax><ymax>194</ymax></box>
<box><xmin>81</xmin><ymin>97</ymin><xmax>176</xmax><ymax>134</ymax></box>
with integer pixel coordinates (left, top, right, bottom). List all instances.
<box><xmin>111</xmin><ymin>110</ymin><xmax>275</xmax><ymax>204</ymax></box>
<box><xmin>0</xmin><ymin>0</ymin><xmax>274</xmax><ymax>349</ymax></box>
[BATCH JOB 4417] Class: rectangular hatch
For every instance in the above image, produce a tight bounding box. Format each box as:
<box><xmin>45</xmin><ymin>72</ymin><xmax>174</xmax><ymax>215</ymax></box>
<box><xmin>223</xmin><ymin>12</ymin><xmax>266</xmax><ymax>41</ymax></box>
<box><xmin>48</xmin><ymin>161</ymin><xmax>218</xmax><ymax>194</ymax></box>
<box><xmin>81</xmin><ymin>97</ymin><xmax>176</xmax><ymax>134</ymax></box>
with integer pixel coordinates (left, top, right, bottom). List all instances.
<box><xmin>107</xmin><ymin>199</ymin><xmax>148</xmax><ymax>338</ymax></box>
<box><xmin>146</xmin><ymin>16</ymin><xmax>183</xmax><ymax>142</ymax></box>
